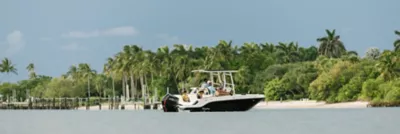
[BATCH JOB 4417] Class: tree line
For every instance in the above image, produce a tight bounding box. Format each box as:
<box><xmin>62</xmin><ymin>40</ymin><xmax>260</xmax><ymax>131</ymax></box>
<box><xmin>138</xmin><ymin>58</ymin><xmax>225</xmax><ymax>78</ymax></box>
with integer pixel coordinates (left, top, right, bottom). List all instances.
<box><xmin>1</xmin><ymin>29</ymin><xmax>399</xmax><ymax>103</ymax></box>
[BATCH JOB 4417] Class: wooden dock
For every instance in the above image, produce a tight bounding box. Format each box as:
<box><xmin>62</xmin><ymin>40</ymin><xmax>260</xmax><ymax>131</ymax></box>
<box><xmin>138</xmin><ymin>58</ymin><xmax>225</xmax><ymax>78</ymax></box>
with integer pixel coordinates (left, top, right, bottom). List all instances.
<box><xmin>0</xmin><ymin>97</ymin><xmax>162</xmax><ymax>110</ymax></box>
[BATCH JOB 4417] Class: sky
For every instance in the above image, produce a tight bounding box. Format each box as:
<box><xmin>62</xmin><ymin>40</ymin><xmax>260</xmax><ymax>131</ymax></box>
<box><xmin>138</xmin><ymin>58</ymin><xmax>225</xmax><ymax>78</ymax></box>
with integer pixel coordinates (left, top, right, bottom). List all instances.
<box><xmin>0</xmin><ymin>0</ymin><xmax>399</xmax><ymax>82</ymax></box>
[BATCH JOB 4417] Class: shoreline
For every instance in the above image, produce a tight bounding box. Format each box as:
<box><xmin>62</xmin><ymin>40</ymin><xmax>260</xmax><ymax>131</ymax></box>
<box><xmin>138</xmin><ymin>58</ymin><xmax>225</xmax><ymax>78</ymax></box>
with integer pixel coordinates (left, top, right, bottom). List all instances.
<box><xmin>76</xmin><ymin>100</ymin><xmax>370</xmax><ymax>110</ymax></box>
<box><xmin>254</xmin><ymin>100</ymin><xmax>369</xmax><ymax>109</ymax></box>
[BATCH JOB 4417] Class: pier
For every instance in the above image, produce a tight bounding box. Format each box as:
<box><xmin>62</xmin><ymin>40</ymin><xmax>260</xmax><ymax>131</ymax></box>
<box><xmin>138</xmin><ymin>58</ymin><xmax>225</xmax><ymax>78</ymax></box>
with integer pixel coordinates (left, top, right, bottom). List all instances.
<box><xmin>0</xmin><ymin>97</ymin><xmax>162</xmax><ymax>110</ymax></box>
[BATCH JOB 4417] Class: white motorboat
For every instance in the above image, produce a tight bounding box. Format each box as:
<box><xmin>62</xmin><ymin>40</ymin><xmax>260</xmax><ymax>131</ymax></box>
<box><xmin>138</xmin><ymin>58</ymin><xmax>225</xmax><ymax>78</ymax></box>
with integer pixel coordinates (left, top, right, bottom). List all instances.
<box><xmin>161</xmin><ymin>70</ymin><xmax>264</xmax><ymax>112</ymax></box>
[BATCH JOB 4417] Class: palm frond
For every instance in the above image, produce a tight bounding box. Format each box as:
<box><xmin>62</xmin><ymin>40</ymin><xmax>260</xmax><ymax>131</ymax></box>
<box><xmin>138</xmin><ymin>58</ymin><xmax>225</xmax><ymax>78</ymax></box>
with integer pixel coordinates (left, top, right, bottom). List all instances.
<box><xmin>395</xmin><ymin>30</ymin><xmax>400</xmax><ymax>35</ymax></box>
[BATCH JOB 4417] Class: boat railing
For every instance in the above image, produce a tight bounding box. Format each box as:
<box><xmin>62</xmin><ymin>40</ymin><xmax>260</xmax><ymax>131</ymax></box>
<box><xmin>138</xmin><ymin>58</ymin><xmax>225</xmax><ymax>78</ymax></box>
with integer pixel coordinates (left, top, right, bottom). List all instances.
<box><xmin>190</xmin><ymin>69</ymin><xmax>238</xmax><ymax>95</ymax></box>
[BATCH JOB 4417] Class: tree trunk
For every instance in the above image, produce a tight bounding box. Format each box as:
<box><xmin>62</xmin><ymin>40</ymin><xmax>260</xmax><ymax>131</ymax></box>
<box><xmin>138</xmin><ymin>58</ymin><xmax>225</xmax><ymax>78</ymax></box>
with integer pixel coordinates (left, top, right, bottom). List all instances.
<box><xmin>151</xmin><ymin>73</ymin><xmax>154</xmax><ymax>82</ymax></box>
<box><xmin>96</xmin><ymin>86</ymin><xmax>100</xmax><ymax>98</ymax></box>
<box><xmin>124</xmin><ymin>73</ymin><xmax>129</xmax><ymax>100</ymax></box>
<box><xmin>134</xmin><ymin>76</ymin><xmax>138</xmax><ymax>99</ymax></box>
<box><xmin>145</xmin><ymin>74</ymin><xmax>149</xmax><ymax>96</ymax></box>
<box><xmin>145</xmin><ymin>74</ymin><xmax>148</xmax><ymax>89</ymax></box>
<box><xmin>111</xmin><ymin>73</ymin><xmax>115</xmax><ymax>99</ymax></box>
<box><xmin>151</xmin><ymin>73</ymin><xmax>154</xmax><ymax>95</ymax></box>
<box><xmin>140</xmin><ymin>74</ymin><xmax>145</xmax><ymax>100</ymax></box>
<box><xmin>122</xmin><ymin>73</ymin><xmax>126</xmax><ymax>101</ymax></box>
<box><xmin>174</xmin><ymin>78</ymin><xmax>179</xmax><ymax>93</ymax></box>
<box><xmin>103</xmin><ymin>89</ymin><xmax>106</xmax><ymax>98</ymax></box>
<box><xmin>130</xmin><ymin>72</ymin><xmax>135</xmax><ymax>101</ymax></box>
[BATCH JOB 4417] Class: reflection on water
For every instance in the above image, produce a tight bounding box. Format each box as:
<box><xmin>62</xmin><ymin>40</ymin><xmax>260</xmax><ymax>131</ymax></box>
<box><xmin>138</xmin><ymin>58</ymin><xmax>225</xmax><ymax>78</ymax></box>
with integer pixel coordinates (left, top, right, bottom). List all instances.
<box><xmin>0</xmin><ymin>108</ymin><xmax>398</xmax><ymax>134</ymax></box>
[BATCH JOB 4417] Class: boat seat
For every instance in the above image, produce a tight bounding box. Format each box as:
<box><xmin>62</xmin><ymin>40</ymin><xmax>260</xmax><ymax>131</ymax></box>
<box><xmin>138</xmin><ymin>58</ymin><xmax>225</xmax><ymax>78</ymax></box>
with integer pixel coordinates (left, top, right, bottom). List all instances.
<box><xmin>225</xmin><ymin>87</ymin><xmax>232</xmax><ymax>92</ymax></box>
<box><xmin>216</xmin><ymin>91</ymin><xmax>231</xmax><ymax>96</ymax></box>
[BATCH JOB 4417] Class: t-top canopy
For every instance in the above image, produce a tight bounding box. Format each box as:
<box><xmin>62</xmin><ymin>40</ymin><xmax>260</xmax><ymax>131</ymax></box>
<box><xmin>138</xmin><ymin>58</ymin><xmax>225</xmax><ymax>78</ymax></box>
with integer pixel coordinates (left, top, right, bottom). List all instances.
<box><xmin>191</xmin><ymin>69</ymin><xmax>237</xmax><ymax>94</ymax></box>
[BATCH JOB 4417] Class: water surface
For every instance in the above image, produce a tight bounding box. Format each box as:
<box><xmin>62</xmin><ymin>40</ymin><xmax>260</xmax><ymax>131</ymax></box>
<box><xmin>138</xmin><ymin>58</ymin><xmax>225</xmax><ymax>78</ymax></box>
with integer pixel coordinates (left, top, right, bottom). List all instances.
<box><xmin>0</xmin><ymin>108</ymin><xmax>398</xmax><ymax>134</ymax></box>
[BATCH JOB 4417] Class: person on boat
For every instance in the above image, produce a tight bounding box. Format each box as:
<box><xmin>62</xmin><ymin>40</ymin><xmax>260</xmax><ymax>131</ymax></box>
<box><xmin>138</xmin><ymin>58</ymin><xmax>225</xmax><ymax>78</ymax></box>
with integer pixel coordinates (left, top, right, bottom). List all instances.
<box><xmin>215</xmin><ymin>87</ymin><xmax>221</xmax><ymax>96</ymax></box>
<box><xmin>200</xmin><ymin>79</ymin><xmax>208</xmax><ymax>89</ymax></box>
<box><xmin>206</xmin><ymin>81</ymin><xmax>216</xmax><ymax>96</ymax></box>
<box><xmin>197</xmin><ymin>90</ymin><xmax>204</xmax><ymax>99</ymax></box>
<box><xmin>215</xmin><ymin>87</ymin><xmax>229</xmax><ymax>96</ymax></box>
<box><xmin>198</xmin><ymin>79</ymin><xmax>209</xmax><ymax>94</ymax></box>
<box><xmin>215</xmin><ymin>84</ymin><xmax>233</xmax><ymax>96</ymax></box>
<box><xmin>181</xmin><ymin>89</ymin><xmax>190</xmax><ymax>102</ymax></box>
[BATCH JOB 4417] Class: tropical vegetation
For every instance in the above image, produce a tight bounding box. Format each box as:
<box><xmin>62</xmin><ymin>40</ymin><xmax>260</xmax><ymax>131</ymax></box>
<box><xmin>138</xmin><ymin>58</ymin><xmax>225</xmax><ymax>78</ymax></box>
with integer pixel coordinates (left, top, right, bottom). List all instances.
<box><xmin>0</xmin><ymin>29</ymin><xmax>399</xmax><ymax>104</ymax></box>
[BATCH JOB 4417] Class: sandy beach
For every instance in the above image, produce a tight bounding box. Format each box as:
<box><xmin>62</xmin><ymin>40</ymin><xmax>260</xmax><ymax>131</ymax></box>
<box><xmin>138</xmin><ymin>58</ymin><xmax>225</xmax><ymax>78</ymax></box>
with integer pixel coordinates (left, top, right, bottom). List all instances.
<box><xmin>254</xmin><ymin>100</ymin><xmax>369</xmax><ymax>109</ymax></box>
<box><xmin>77</xmin><ymin>100</ymin><xmax>369</xmax><ymax>110</ymax></box>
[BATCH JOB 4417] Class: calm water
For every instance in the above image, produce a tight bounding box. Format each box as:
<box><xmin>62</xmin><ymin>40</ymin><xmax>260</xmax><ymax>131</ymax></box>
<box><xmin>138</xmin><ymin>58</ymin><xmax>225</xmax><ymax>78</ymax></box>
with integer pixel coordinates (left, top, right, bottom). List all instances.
<box><xmin>0</xmin><ymin>108</ymin><xmax>398</xmax><ymax>134</ymax></box>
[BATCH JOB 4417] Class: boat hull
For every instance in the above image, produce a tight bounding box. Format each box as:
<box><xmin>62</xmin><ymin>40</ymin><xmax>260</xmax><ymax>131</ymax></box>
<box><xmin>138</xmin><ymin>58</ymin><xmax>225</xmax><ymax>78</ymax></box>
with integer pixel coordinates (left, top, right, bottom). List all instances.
<box><xmin>161</xmin><ymin>93</ymin><xmax>264</xmax><ymax>112</ymax></box>
<box><xmin>181</xmin><ymin>97</ymin><xmax>263</xmax><ymax>112</ymax></box>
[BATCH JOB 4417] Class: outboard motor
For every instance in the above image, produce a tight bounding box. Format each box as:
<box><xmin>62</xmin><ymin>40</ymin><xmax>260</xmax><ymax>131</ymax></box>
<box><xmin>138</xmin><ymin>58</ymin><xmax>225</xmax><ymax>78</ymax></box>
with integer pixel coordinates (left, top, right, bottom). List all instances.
<box><xmin>161</xmin><ymin>93</ymin><xmax>180</xmax><ymax>112</ymax></box>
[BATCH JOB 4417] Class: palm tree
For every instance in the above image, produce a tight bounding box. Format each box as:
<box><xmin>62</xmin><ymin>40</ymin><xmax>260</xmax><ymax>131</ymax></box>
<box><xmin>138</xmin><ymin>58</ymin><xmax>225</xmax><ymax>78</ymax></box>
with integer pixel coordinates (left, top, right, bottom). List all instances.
<box><xmin>78</xmin><ymin>63</ymin><xmax>96</xmax><ymax>99</ymax></box>
<box><xmin>0</xmin><ymin>62</ymin><xmax>2</xmax><ymax>82</ymax></box>
<box><xmin>204</xmin><ymin>40</ymin><xmax>236</xmax><ymax>70</ymax></box>
<box><xmin>66</xmin><ymin>65</ymin><xmax>79</xmax><ymax>80</ymax></box>
<box><xmin>104</xmin><ymin>57</ymin><xmax>116</xmax><ymax>99</ymax></box>
<box><xmin>171</xmin><ymin>44</ymin><xmax>191</xmax><ymax>88</ymax></box>
<box><xmin>316</xmin><ymin>29</ymin><xmax>346</xmax><ymax>58</ymax></box>
<box><xmin>376</xmin><ymin>50</ymin><xmax>400</xmax><ymax>81</ymax></box>
<box><xmin>346</xmin><ymin>51</ymin><xmax>358</xmax><ymax>56</ymax></box>
<box><xmin>1</xmin><ymin>58</ymin><xmax>18</xmax><ymax>76</ymax></box>
<box><xmin>300</xmin><ymin>46</ymin><xmax>318</xmax><ymax>61</ymax></box>
<box><xmin>275</xmin><ymin>42</ymin><xmax>301</xmax><ymax>63</ymax></box>
<box><xmin>112</xmin><ymin>53</ymin><xmax>125</xmax><ymax>99</ymax></box>
<box><xmin>26</xmin><ymin>63</ymin><xmax>36</xmax><ymax>79</ymax></box>
<box><xmin>129</xmin><ymin>45</ymin><xmax>144</xmax><ymax>101</ymax></box>
<box><xmin>142</xmin><ymin>50</ymin><xmax>157</xmax><ymax>99</ymax></box>
<box><xmin>0</xmin><ymin>58</ymin><xmax>18</xmax><ymax>101</ymax></box>
<box><xmin>156</xmin><ymin>45</ymin><xmax>171</xmax><ymax>78</ymax></box>
<box><xmin>260</xmin><ymin>42</ymin><xmax>275</xmax><ymax>54</ymax></box>
<box><xmin>94</xmin><ymin>74</ymin><xmax>108</xmax><ymax>97</ymax></box>
<box><xmin>394</xmin><ymin>30</ymin><xmax>400</xmax><ymax>52</ymax></box>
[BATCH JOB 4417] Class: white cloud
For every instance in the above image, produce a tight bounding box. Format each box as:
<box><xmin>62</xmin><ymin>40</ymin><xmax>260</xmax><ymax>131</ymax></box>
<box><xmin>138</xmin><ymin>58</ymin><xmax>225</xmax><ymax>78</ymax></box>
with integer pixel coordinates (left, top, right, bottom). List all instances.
<box><xmin>102</xmin><ymin>26</ymin><xmax>138</xmax><ymax>36</ymax></box>
<box><xmin>62</xmin><ymin>26</ymin><xmax>138</xmax><ymax>38</ymax></box>
<box><xmin>157</xmin><ymin>34</ymin><xmax>181</xmax><ymax>44</ymax></box>
<box><xmin>1</xmin><ymin>30</ymin><xmax>25</xmax><ymax>56</ymax></box>
<box><xmin>61</xmin><ymin>42</ymin><xmax>79</xmax><ymax>50</ymax></box>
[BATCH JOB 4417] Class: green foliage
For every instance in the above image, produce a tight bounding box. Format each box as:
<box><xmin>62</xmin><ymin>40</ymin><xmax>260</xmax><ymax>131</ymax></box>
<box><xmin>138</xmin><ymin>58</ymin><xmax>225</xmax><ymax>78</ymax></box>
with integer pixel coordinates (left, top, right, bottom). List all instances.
<box><xmin>264</xmin><ymin>78</ymin><xmax>284</xmax><ymax>100</ymax></box>
<box><xmin>380</xmin><ymin>80</ymin><xmax>400</xmax><ymax>101</ymax></box>
<box><xmin>337</xmin><ymin>74</ymin><xmax>364</xmax><ymax>102</ymax></box>
<box><xmin>0</xmin><ymin>83</ymin><xmax>19</xmax><ymax>101</ymax></box>
<box><xmin>360</xmin><ymin>79</ymin><xmax>384</xmax><ymax>101</ymax></box>
<box><xmin>279</xmin><ymin>62</ymin><xmax>318</xmax><ymax>100</ymax></box>
<box><xmin>309</xmin><ymin>61</ymin><xmax>353</xmax><ymax>102</ymax></box>
<box><xmin>1</xmin><ymin>29</ymin><xmax>400</xmax><ymax>105</ymax></box>
<box><xmin>148</xmin><ymin>76</ymin><xmax>168</xmax><ymax>100</ymax></box>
